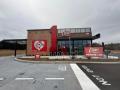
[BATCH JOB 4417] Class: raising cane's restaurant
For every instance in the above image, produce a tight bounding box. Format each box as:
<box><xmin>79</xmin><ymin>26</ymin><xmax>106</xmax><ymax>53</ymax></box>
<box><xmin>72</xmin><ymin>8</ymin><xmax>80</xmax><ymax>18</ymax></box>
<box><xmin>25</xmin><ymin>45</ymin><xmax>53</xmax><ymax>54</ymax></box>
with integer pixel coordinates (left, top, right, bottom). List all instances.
<box><xmin>26</xmin><ymin>25</ymin><xmax>103</xmax><ymax>57</ymax></box>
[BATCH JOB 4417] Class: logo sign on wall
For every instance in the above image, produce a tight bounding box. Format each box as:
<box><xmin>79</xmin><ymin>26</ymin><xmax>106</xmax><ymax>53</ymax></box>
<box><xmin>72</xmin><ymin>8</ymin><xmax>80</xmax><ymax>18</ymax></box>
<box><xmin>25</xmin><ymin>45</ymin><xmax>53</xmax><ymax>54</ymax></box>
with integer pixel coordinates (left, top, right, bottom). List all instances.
<box><xmin>32</xmin><ymin>40</ymin><xmax>47</xmax><ymax>51</ymax></box>
<box><xmin>84</xmin><ymin>47</ymin><xmax>103</xmax><ymax>57</ymax></box>
<box><xmin>62</xmin><ymin>31</ymin><xmax>71</xmax><ymax>36</ymax></box>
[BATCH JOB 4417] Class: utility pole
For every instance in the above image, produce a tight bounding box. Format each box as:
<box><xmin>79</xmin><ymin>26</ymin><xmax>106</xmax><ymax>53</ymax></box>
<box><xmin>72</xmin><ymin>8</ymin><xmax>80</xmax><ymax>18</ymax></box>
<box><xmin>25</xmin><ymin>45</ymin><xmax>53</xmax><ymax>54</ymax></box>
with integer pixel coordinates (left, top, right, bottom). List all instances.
<box><xmin>14</xmin><ymin>40</ymin><xmax>17</xmax><ymax>56</ymax></box>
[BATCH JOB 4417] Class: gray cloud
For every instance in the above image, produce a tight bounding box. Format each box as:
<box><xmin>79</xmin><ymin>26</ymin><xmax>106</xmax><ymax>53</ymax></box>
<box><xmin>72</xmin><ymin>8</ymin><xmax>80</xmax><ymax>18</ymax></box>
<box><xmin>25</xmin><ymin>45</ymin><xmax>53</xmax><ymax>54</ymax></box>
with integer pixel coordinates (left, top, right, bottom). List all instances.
<box><xmin>0</xmin><ymin>0</ymin><xmax>120</xmax><ymax>43</ymax></box>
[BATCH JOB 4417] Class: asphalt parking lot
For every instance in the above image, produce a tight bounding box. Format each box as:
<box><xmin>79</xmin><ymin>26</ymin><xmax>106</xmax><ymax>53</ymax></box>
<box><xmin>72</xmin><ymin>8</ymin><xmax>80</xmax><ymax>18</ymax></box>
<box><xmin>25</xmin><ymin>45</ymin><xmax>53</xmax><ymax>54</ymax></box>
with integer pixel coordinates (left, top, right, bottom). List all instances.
<box><xmin>0</xmin><ymin>56</ymin><xmax>82</xmax><ymax>90</ymax></box>
<box><xmin>1</xmin><ymin>56</ymin><xmax>120</xmax><ymax>90</ymax></box>
<box><xmin>77</xmin><ymin>63</ymin><xmax>120</xmax><ymax>90</ymax></box>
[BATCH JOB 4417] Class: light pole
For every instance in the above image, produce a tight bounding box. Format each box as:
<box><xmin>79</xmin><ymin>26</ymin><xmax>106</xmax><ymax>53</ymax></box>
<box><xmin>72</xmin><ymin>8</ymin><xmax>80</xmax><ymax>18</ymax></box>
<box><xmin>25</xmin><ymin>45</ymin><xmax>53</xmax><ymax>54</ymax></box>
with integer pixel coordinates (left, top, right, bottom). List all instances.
<box><xmin>14</xmin><ymin>40</ymin><xmax>17</xmax><ymax>57</ymax></box>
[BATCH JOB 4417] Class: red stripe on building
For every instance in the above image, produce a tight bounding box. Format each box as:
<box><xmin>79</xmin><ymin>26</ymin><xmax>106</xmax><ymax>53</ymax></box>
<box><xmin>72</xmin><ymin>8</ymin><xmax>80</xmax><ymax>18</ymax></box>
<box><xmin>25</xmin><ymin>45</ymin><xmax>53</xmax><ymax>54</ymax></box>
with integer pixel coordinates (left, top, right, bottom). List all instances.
<box><xmin>50</xmin><ymin>26</ymin><xmax>57</xmax><ymax>52</ymax></box>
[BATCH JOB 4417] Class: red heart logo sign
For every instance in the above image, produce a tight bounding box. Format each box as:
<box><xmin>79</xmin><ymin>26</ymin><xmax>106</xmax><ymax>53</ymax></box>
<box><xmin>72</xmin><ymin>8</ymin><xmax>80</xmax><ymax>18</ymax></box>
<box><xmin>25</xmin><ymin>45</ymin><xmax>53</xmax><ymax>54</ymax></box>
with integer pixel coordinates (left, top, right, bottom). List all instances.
<box><xmin>34</xmin><ymin>41</ymin><xmax>45</xmax><ymax>51</ymax></box>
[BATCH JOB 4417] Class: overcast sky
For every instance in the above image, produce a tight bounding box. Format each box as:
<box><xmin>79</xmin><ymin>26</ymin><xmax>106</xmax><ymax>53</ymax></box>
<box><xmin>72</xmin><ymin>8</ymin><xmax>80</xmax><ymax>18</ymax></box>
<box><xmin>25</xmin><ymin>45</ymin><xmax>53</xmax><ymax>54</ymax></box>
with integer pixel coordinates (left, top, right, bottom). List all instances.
<box><xmin>0</xmin><ymin>0</ymin><xmax>120</xmax><ymax>43</ymax></box>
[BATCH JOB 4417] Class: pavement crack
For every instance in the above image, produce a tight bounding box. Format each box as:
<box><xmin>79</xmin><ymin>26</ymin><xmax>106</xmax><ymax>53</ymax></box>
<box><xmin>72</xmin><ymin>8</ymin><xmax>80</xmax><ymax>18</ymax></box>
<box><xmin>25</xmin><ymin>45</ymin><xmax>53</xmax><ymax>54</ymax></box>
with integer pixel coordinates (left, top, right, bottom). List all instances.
<box><xmin>18</xmin><ymin>72</ymin><xmax>25</xmax><ymax>75</ymax></box>
<box><xmin>54</xmin><ymin>85</ymin><xmax>58</xmax><ymax>88</ymax></box>
<box><xmin>32</xmin><ymin>79</ymin><xmax>37</xmax><ymax>84</ymax></box>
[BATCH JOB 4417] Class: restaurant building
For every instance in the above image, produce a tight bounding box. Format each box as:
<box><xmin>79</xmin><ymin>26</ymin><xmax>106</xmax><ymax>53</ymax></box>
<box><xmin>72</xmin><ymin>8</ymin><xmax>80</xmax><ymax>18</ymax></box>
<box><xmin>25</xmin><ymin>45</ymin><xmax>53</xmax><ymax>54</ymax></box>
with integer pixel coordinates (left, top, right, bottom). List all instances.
<box><xmin>27</xmin><ymin>26</ymin><xmax>100</xmax><ymax>56</ymax></box>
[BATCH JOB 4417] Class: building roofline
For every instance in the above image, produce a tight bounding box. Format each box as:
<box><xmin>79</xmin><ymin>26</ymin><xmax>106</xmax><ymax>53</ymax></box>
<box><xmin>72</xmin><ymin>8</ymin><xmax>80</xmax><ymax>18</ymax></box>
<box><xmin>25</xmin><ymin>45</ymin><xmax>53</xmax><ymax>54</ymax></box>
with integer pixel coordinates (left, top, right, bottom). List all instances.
<box><xmin>27</xmin><ymin>27</ymin><xmax>91</xmax><ymax>32</ymax></box>
<box><xmin>27</xmin><ymin>29</ymin><xmax>50</xmax><ymax>31</ymax></box>
<box><xmin>58</xmin><ymin>27</ymin><xmax>91</xmax><ymax>30</ymax></box>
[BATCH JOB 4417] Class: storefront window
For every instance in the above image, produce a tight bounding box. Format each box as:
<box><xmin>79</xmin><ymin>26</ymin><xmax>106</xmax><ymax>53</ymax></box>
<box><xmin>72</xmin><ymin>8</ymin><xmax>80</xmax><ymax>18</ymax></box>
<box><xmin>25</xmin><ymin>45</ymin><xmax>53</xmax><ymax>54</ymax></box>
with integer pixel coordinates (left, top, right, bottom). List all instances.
<box><xmin>58</xmin><ymin>39</ymin><xmax>91</xmax><ymax>55</ymax></box>
<box><xmin>86</xmin><ymin>40</ymin><xmax>91</xmax><ymax>45</ymax></box>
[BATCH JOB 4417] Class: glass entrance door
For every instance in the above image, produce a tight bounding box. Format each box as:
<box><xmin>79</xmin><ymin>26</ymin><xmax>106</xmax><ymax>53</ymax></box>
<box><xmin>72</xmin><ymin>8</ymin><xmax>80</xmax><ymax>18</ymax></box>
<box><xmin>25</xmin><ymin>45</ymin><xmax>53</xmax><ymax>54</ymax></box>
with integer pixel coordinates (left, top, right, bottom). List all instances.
<box><xmin>74</xmin><ymin>40</ymin><xmax>83</xmax><ymax>55</ymax></box>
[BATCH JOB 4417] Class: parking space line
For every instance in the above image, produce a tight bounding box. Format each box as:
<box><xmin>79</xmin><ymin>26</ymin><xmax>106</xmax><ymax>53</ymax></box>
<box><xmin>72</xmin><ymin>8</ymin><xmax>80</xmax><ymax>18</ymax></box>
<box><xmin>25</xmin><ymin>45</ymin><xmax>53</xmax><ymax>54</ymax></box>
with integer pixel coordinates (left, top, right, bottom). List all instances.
<box><xmin>70</xmin><ymin>64</ymin><xmax>100</xmax><ymax>90</ymax></box>
<box><xmin>15</xmin><ymin>78</ymin><xmax>34</xmax><ymax>80</ymax></box>
<box><xmin>45</xmin><ymin>78</ymin><xmax>64</xmax><ymax>80</ymax></box>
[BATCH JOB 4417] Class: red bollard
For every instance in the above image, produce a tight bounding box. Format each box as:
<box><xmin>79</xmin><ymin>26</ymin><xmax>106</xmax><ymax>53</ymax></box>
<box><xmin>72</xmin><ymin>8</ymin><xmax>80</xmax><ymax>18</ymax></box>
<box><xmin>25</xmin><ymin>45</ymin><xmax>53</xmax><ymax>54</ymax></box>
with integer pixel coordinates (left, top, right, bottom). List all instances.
<box><xmin>35</xmin><ymin>54</ymin><xmax>40</xmax><ymax>60</ymax></box>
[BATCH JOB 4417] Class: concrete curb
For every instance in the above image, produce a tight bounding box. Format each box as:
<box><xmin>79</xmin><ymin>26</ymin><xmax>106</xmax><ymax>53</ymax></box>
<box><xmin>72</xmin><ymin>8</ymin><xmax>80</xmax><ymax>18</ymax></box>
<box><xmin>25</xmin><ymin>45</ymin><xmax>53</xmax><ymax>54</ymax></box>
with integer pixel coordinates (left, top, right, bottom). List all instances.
<box><xmin>14</xmin><ymin>57</ymin><xmax>77</xmax><ymax>64</ymax></box>
<box><xmin>15</xmin><ymin>58</ymin><xmax>45</xmax><ymax>63</ymax></box>
<box><xmin>76</xmin><ymin>61</ymin><xmax>120</xmax><ymax>64</ymax></box>
<box><xmin>14</xmin><ymin>57</ymin><xmax>120</xmax><ymax>64</ymax></box>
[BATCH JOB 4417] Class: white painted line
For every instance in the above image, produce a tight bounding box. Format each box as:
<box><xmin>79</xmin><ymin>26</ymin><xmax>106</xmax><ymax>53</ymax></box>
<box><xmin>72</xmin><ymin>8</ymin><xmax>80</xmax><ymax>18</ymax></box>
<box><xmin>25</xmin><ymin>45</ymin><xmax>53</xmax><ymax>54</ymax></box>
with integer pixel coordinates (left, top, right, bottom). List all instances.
<box><xmin>15</xmin><ymin>78</ymin><xmax>34</xmax><ymax>80</ymax></box>
<box><xmin>0</xmin><ymin>78</ymin><xmax>4</xmax><ymax>81</ymax></box>
<box><xmin>65</xmin><ymin>66</ymin><xmax>66</xmax><ymax>71</ymax></box>
<box><xmin>70</xmin><ymin>64</ymin><xmax>100</xmax><ymax>90</ymax></box>
<box><xmin>45</xmin><ymin>78</ymin><xmax>64</xmax><ymax>80</ymax></box>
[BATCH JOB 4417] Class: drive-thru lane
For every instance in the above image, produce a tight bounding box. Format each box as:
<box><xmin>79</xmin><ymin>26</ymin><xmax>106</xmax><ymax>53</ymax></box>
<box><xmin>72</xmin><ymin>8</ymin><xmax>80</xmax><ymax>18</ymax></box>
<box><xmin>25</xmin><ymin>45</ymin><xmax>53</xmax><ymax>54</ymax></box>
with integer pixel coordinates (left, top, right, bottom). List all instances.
<box><xmin>77</xmin><ymin>63</ymin><xmax>120</xmax><ymax>90</ymax></box>
<box><xmin>0</xmin><ymin>56</ymin><xmax>82</xmax><ymax>90</ymax></box>
<box><xmin>3</xmin><ymin>56</ymin><xmax>119</xmax><ymax>90</ymax></box>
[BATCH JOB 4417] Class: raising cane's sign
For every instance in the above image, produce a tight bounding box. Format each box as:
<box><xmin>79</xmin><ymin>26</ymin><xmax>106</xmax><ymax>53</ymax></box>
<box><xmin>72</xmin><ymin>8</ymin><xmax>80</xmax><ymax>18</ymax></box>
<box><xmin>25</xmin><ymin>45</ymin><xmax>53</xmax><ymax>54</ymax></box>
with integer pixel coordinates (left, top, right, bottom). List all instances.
<box><xmin>32</xmin><ymin>40</ymin><xmax>47</xmax><ymax>51</ymax></box>
<box><xmin>84</xmin><ymin>47</ymin><xmax>103</xmax><ymax>57</ymax></box>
